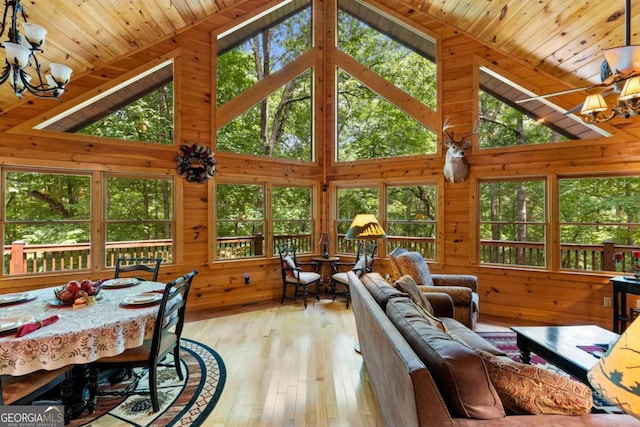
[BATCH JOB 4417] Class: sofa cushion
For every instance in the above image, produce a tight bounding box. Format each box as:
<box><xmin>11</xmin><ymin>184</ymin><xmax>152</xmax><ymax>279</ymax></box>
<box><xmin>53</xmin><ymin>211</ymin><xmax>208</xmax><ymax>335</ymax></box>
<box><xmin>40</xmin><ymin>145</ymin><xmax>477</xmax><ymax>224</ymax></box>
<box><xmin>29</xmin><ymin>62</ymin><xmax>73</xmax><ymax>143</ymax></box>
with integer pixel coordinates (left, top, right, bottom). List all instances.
<box><xmin>476</xmin><ymin>349</ymin><xmax>593</xmax><ymax>416</ymax></box>
<box><xmin>361</xmin><ymin>273</ymin><xmax>406</xmax><ymax>309</ymax></box>
<box><xmin>394</xmin><ymin>275</ymin><xmax>435</xmax><ymax>315</ymax></box>
<box><xmin>394</xmin><ymin>251</ymin><xmax>435</xmax><ymax>286</ymax></box>
<box><xmin>385</xmin><ymin>297</ymin><xmax>505</xmax><ymax>420</ymax></box>
<box><xmin>441</xmin><ymin>318</ymin><xmax>505</xmax><ymax>356</ymax></box>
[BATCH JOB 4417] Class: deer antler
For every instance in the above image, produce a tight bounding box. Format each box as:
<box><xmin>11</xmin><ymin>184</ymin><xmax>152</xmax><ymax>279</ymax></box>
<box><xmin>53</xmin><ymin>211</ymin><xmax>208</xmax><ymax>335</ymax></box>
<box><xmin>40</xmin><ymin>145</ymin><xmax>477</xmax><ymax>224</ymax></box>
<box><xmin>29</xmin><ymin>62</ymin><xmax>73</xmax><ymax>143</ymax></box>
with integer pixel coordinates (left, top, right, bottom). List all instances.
<box><xmin>442</xmin><ymin>117</ymin><xmax>478</xmax><ymax>143</ymax></box>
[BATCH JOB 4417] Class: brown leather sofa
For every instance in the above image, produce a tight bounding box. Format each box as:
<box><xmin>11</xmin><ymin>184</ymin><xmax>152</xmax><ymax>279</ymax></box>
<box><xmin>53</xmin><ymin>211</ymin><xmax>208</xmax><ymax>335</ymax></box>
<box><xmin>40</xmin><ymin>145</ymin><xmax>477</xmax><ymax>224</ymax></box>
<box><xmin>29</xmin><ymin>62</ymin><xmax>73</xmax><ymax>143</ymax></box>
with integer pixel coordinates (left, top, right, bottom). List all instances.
<box><xmin>389</xmin><ymin>248</ymin><xmax>479</xmax><ymax>329</ymax></box>
<box><xmin>348</xmin><ymin>271</ymin><xmax>640</xmax><ymax>426</ymax></box>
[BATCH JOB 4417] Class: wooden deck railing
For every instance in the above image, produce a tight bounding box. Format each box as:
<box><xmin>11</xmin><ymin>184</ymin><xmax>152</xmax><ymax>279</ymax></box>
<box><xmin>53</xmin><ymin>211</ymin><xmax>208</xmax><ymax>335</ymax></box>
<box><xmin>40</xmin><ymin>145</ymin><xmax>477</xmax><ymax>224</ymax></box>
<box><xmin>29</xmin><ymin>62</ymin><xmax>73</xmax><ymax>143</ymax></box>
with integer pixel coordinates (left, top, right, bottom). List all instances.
<box><xmin>480</xmin><ymin>239</ymin><xmax>633</xmax><ymax>272</ymax></box>
<box><xmin>4</xmin><ymin>235</ymin><xmax>635</xmax><ymax>274</ymax></box>
<box><xmin>4</xmin><ymin>240</ymin><xmax>172</xmax><ymax>275</ymax></box>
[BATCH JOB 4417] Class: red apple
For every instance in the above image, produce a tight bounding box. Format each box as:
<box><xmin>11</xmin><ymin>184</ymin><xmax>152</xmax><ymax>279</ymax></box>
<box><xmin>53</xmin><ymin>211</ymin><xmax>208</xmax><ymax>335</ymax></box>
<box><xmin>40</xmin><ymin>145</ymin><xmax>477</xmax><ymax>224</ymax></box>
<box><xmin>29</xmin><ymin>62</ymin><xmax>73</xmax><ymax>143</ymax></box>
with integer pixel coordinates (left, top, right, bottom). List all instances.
<box><xmin>66</xmin><ymin>281</ymin><xmax>80</xmax><ymax>293</ymax></box>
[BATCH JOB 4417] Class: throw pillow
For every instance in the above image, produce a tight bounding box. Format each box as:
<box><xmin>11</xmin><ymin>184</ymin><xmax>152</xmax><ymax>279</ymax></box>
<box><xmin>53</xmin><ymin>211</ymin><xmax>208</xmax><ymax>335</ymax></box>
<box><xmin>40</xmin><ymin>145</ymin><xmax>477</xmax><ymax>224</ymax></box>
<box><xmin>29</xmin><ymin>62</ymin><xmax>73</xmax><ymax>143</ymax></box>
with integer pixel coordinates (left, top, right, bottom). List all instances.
<box><xmin>282</xmin><ymin>255</ymin><xmax>298</xmax><ymax>278</ymax></box>
<box><xmin>476</xmin><ymin>349</ymin><xmax>593</xmax><ymax>416</ymax></box>
<box><xmin>394</xmin><ymin>275</ymin><xmax>435</xmax><ymax>315</ymax></box>
<box><xmin>395</xmin><ymin>252</ymin><xmax>435</xmax><ymax>286</ymax></box>
<box><xmin>386</xmin><ymin>297</ymin><xmax>506</xmax><ymax>420</ymax></box>
<box><xmin>361</xmin><ymin>273</ymin><xmax>407</xmax><ymax>309</ymax></box>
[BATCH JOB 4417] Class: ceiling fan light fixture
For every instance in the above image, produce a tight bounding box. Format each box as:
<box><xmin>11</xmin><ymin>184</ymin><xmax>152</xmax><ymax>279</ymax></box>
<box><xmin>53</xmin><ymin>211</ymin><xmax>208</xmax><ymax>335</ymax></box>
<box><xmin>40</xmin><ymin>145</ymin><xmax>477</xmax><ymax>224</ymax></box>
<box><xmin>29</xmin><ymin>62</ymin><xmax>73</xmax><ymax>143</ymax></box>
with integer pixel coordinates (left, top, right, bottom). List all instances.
<box><xmin>581</xmin><ymin>94</ymin><xmax>608</xmax><ymax>115</ymax></box>
<box><xmin>620</xmin><ymin>76</ymin><xmax>640</xmax><ymax>101</ymax></box>
<box><xmin>603</xmin><ymin>45</ymin><xmax>640</xmax><ymax>75</ymax></box>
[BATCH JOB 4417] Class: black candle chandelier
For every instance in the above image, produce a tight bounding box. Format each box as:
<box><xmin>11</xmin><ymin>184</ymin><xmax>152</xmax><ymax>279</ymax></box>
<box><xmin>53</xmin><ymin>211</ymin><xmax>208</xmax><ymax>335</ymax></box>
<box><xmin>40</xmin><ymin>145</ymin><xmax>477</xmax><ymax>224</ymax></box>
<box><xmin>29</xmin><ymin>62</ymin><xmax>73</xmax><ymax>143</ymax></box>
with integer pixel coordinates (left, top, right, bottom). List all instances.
<box><xmin>0</xmin><ymin>0</ymin><xmax>72</xmax><ymax>99</ymax></box>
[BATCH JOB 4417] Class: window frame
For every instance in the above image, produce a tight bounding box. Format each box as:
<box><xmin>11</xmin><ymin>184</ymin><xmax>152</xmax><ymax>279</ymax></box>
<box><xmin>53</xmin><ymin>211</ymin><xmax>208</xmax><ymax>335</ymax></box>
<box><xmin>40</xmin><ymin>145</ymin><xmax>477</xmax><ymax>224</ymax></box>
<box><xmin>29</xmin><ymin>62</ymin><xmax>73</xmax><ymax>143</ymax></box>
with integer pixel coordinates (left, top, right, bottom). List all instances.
<box><xmin>211</xmin><ymin>177</ymin><xmax>318</xmax><ymax>263</ymax></box>
<box><xmin>0</xmin><ymin>167</ymin><xmax>178</xmax><ymax>277</ymax></box>
<box><xmin>333</xmin><ymin>179</ymin><xmax>442</xmax><ymax>263</ymax></box>
<box><xmin>103</xmin><ymin>173</ymin><xmax>176</xmax><ymax>268</ymax></box>
<box><xmin>476</xmin><ymin>176</ymin><xmax>549</xmax><ymax>269</ymax></box>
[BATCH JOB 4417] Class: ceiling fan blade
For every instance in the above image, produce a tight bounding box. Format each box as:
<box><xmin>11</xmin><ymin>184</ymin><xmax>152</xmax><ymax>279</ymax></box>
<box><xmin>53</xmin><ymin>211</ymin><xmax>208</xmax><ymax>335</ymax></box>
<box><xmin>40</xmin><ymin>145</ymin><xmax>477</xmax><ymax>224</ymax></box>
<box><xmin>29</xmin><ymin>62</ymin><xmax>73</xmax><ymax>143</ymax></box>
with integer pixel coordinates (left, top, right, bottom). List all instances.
<box><xmin>516</xmin><ymin>84</ymin><xmax>604</xmax><ymax>104</ymax></box>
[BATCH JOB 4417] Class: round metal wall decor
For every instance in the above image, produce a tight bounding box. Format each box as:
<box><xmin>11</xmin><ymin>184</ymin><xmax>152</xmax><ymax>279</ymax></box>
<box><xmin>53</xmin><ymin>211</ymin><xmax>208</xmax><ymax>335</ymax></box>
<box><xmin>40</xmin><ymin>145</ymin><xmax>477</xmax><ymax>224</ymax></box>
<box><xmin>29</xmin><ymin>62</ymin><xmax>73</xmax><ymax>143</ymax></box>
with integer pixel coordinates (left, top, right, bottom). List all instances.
<box><xmin>175</xmin><ymin>143</ymin><xmax>217</xmax><ymax>183</ymax></box>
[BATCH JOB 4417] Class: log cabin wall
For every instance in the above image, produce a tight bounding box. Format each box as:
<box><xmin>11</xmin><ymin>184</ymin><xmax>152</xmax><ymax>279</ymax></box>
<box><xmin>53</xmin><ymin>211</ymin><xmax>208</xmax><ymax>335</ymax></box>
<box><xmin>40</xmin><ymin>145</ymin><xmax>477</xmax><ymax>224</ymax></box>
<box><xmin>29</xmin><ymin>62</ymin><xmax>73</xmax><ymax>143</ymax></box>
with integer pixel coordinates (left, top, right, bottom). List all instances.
<box><xmin>0</xmin><ymin>0</ymin><xmax>634</xmax><ymax>328</ymax></box>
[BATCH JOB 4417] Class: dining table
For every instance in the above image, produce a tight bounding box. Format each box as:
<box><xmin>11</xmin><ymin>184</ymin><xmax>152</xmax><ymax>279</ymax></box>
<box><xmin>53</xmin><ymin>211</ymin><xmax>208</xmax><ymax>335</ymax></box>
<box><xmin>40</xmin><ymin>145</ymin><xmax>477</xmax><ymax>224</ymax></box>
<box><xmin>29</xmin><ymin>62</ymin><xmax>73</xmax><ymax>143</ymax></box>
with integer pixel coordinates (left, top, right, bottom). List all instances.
<box><xmin>0</xmin><ymin>277</ymin><xmax>171</xmax><ymax>418</ymax></box>
<box><xmin>0</xmin><ymin>278</ymin><xmax>170</xmax><ymax>377</ymax></box>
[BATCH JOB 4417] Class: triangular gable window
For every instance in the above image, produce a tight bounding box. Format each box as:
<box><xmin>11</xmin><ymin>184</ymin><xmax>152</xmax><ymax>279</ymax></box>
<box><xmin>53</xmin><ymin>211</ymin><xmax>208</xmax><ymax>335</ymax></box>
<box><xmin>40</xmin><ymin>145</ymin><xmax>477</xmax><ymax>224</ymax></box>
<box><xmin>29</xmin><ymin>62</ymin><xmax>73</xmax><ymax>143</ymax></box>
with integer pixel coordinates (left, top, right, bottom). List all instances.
<box><xmin>35</xmin><ymin>61</ymin><xmax>174</xmax><ymax>145</ymax></box>
<box><xmin>479</xmin><ymin>67</ymin><xmax>607</xmax><ymax>148</ymax></box>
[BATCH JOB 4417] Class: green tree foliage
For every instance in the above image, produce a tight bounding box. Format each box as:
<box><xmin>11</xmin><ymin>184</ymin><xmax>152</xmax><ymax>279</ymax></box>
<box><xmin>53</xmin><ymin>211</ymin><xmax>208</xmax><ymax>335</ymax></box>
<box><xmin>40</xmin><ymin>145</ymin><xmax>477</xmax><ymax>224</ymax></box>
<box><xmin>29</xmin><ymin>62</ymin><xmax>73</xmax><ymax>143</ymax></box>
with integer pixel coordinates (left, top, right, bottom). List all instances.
<box><xmin>387</xmin><ymin>185</ymin><xmax>436</xmax><ymax>238</ymax></box>
<box><xmin>337</xmin><ymin>11</ymin><xmax>436</xmax><ymax>110</ymax></box>
<box><xmin>479</xmin><ymin>90</ymin><xmax>568</xmax><ymax>148</ymax></box>
<box><xmin>216</xmin><ymin>8</ymin><xmax>312</xmax><ymax>160</ymax></box>
<box><xmin>560</xmin><ymin>177</ymin><xmax>640</xmax><ymax>245</ymax></box>
<box><xmin>216</xmin><ymin>184</ymin><xmax>265</xmax><ymax>237</ymax></box>
<box><xmin>337</xmin><ymin>70</ymin><xmax>436</xmax><ymax>160</ymax></box>
<box><xmin>479</xmin><ymin>181</ymin><xmax>545</xmax><ymax>242</ymax></box>
<box><xmin>217</xmin><ymin>71</ymin><xmax>312</xmax><ymax>159</ymax></box>
<box><xmin>77</xmin><ymin>83</ymin><xmax>174</xmax><ymax>144</ymax></box>
<box><xmin>5</xmin><ymin>172</ymin><xmax>91</xmax><ymax>245</ymax></box>
<box><xmin>106</xmin><ymin>177</ymin><xmax>173</xmax><ymax>242</ymax></box>
<box><xmin>272</xmin><ymin>186</ymin><xmax>311</xmax><ymax>235</ymax></box>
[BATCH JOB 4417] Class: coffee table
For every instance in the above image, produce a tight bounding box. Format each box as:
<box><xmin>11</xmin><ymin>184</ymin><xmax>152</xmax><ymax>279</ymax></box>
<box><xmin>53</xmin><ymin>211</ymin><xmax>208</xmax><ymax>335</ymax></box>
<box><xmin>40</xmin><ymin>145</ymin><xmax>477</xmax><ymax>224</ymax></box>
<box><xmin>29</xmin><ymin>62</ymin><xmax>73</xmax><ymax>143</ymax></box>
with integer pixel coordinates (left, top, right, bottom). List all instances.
<box><xmin>510</xmin><ymin>325</ymin><xmax>619</xmax><ymax>385</ymax></box>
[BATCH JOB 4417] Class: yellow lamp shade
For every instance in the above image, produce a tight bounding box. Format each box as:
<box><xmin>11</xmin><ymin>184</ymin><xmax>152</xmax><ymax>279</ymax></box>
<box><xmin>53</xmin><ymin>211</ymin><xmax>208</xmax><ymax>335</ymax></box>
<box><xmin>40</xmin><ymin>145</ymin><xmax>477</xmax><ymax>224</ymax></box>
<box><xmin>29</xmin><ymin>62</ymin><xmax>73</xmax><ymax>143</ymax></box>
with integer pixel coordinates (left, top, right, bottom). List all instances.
<box><xmin>581</xmin><ymin>94</ymin><xmax>608</xmax><ymax>115</ymax></box>
<box><xmin>588</xmin><ymin>317</ymin><xmax>640</xmax><ymax>418</ymax></box>
<box><xmin>345</xmin><ymin>214</ymin><xmax>386</xmax><ymax>239</ymax></box>
<box><xmin>621</xmin><ymin>76</ymin><xmax>640</xmax><ymax>101</ymax></box>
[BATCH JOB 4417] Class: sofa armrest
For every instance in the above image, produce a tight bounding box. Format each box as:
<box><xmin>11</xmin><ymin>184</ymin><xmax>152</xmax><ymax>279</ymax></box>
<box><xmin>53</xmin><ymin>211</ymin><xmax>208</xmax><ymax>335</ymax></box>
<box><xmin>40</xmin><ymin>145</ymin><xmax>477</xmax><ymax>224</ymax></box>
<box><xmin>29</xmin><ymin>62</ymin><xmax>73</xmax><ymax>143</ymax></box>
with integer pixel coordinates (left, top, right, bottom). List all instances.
<box><xmin>423</xmin><ymin>292</ymin><xmax>454</xmax><ymax>318</ymax></box>
<box><xmin>431</xmin><ymin>274</ymin><xmax>478</xmax><ymax>293</ymax></box>
<box><xmin>419</xmin><ymin>285</ymin><xmax>472</xmax><ymax>306</ymax></box>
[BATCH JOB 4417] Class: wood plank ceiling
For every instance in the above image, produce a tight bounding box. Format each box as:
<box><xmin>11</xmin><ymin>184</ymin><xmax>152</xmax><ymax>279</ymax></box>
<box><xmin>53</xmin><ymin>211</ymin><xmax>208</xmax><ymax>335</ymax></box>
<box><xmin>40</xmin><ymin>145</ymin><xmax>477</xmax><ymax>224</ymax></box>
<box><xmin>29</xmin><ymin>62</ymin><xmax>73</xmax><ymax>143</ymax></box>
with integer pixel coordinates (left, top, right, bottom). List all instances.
<box><xmin>1</xmin><ymin>0</ymin><xmax>639</xmax><ymax>131</ymax></box>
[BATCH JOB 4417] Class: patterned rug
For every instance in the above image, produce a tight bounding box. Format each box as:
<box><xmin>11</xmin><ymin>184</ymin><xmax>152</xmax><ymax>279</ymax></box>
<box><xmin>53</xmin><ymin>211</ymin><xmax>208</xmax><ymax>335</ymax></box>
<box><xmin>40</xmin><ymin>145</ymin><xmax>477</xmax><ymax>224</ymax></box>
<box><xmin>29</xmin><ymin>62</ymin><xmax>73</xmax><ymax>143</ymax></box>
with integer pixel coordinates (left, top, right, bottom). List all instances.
<box><xmin>477</xmin><ymin>331</ymin><xmax>621</xmax><ymax>414</ymax></box>
<box><xmin>68</xmin><ymin>338</ymin><xmax>226</xmax><ymax>426</ymax></box>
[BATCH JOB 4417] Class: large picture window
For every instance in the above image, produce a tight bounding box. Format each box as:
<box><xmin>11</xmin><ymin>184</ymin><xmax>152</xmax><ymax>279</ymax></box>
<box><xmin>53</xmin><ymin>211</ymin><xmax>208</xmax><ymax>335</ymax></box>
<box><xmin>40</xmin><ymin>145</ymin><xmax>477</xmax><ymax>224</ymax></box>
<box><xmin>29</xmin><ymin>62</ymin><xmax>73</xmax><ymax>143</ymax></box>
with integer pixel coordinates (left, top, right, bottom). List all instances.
<box><xmin>2</xmin><ymin>170</ymin><xmax>175</xmax><ymax>275</ymax></box>
<box><xmin>336</xmin><ymin>187</ymin><xmax>379</xmax><ymax>253</ymax></box>
<box><xmin>559</xmin><ymin>176</ymin><xmax>640</xmax><ymax>273</ymax></box>
<box><xmin>105</xmin><ymin>176</ymin><xmax>174</xmax><ymax>266</ymax></box>
<box><xmin>3</xmin><ymin>171</ymin><xmax>91</xmax><ymax>275</ymax></box>
<box><xmin>272</xmin><ymin>186</ymin><xmax>313</xmax><ymax>254</ymax></box>
<box><xmin>216</xmin><ymin>6</ymin><xmax>313</xmax><ymax>161</ymax></box>
<box><xmin>216</xmin><ymin>183</ymin><xmax>265</xmax><ymax>259</ymax></box>
<box><xmin>386</xmin><ymin>184</ymin><xmax>436</xmax><ymax>259</ymax></box>
<box><xmin>479</xmin><ymin>180</ymin><xmax>546</xmax><ymax>267</ymax></box>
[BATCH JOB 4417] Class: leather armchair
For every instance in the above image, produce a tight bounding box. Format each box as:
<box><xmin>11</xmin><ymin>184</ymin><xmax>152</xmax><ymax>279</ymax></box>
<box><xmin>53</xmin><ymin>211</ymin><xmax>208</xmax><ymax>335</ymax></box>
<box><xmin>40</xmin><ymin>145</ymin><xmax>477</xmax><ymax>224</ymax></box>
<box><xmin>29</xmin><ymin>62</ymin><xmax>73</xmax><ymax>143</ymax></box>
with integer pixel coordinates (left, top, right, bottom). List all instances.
<box><xmin>389</xmin><ymin>248</ymin><xmax>479</xmax><ymax>329</ymax></box>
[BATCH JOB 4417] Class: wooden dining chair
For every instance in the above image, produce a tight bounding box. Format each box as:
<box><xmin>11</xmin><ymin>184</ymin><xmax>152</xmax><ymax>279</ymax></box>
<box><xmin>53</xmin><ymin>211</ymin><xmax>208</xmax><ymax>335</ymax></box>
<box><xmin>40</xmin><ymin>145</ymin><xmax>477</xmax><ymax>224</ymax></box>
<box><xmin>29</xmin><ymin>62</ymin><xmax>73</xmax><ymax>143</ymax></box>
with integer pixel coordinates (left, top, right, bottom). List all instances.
<box><xmin>89</xmin><ymin>269</ymin><xmax>198</xmax><ymax>412</ymax></box>
<box><xmin>276</xmin><ymin>242</ymin><xmax>321</xmax><ymax>309</ymax></box>
<box><xmin>331</xmin><ymin>241</ymin><xmax>377</xmax><ymax>308</ymax></box>
<box><xmin>114</xmin><ymin>257</ymin><xmax>163</xmax><ymax>281</ymax></box>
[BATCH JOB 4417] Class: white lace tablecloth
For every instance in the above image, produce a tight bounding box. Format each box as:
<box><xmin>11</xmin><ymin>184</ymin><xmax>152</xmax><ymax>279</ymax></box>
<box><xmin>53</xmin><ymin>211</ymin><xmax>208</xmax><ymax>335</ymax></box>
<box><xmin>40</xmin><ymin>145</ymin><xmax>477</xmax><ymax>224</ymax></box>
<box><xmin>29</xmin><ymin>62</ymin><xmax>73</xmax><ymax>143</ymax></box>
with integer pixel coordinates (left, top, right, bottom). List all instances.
<box><xmin>0</xmin><ymin>280</ymin><xmax>168</xmax><ymax>376</ymax></box>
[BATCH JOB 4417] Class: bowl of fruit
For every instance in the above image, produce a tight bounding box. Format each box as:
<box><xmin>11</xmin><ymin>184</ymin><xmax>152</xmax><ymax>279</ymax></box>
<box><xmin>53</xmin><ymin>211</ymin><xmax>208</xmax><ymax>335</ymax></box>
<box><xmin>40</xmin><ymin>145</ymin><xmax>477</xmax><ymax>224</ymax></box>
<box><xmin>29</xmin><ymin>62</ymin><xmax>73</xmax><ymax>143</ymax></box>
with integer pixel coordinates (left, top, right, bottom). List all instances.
<box><xmin>54</xmin><ymin>279</ymin><xmax>103</xmax><ymax>305</ymax></box>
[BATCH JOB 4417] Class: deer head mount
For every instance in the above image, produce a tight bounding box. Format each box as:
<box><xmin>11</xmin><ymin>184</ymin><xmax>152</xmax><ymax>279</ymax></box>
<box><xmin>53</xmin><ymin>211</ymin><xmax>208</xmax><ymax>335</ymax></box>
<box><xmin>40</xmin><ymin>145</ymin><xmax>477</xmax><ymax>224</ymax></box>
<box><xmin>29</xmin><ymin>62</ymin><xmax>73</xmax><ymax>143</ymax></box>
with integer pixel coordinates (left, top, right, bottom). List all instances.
<box><xmin>442</xmin><ymin>117</ymin><xmax>477</xmax><ymax>183</ymax></box>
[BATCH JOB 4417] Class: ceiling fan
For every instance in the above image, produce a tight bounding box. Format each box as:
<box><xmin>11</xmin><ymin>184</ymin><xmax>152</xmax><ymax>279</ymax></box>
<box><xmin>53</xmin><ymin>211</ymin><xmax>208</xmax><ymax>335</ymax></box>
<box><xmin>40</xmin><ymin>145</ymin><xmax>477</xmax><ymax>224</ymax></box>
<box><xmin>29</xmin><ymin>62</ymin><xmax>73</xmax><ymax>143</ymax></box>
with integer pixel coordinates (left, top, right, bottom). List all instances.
<box><xmin>516</xmin><ymin>0</ymin><xmax>640</xmax><ymax>124</ymax></box>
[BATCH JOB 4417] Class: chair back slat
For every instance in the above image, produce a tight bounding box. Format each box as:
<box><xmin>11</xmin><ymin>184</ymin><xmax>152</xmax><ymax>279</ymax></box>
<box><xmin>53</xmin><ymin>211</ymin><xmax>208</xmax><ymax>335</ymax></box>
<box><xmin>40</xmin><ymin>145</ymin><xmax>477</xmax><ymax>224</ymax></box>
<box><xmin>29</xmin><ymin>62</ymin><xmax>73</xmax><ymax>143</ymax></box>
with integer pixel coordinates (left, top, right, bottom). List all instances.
<box><xmin>149</xmin><ymin>269</ymin><xmax>197</xmax><ymax>360</ymax></box>
<box><xmin>115</xmin><ymin>257</ymin><xmax>163</xmax><ymax>281</ymax></box>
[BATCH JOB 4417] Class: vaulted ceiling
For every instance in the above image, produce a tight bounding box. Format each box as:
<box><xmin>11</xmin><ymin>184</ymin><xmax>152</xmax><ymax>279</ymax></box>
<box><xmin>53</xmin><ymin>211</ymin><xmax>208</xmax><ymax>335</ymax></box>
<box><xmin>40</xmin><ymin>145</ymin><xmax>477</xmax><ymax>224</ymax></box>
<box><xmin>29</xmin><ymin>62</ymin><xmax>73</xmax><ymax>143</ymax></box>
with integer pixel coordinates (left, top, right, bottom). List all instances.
<box><xmin>2</xmin><ymin>0</ymin><xmax>639</xmax><ymax>131</ymax></box>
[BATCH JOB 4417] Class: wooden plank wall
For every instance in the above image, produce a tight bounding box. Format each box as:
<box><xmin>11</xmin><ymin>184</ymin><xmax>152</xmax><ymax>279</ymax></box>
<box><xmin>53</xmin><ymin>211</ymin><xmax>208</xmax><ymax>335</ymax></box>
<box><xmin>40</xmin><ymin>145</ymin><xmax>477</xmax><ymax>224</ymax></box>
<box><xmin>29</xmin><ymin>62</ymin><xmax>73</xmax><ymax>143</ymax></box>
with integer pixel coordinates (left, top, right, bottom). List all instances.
<box><xmin>0</xmin><ymin>0</ymin><xmax>636</xmax><ymax>327</ymax></box>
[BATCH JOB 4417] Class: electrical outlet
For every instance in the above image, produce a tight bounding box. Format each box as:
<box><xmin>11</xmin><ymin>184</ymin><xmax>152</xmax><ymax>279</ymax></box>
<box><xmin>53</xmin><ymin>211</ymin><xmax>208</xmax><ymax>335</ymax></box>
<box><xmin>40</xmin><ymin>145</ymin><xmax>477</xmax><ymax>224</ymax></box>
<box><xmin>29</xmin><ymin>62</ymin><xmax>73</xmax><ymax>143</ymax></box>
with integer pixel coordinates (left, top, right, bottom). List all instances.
<box><xmin>244</xmin><ymin>273</ymin><xmax>250</xmax><ymax>285</ymax></box>
<box><xmin>603</xmin><ymin>297</ymin><xmax>612</xmax><ymax>307</ymax></box>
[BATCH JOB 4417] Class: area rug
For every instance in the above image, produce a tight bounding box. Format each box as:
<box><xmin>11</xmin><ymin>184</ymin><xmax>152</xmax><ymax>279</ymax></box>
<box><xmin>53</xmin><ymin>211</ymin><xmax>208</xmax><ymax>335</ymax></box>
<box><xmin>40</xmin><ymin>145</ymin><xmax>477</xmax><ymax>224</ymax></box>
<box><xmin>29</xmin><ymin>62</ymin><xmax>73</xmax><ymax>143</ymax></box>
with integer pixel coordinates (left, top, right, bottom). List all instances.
<box><xmin>68</xmin><ymin>338</ymin><xmax>226</xmax><ymax>427</ymax></box>
<box><xmin>478</xmin><ymin>331</ymin><xmax>621</xmax><ymax>414</ymax></box>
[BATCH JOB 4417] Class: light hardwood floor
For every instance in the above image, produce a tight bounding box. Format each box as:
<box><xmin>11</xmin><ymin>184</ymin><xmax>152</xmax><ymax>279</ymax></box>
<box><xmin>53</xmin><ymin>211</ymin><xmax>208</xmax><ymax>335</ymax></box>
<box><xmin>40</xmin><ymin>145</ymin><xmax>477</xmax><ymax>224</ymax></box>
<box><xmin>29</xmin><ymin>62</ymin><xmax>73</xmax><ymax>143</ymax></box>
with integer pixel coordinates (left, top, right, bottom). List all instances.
<box><xmin>182</xmin><ymin>299</ymin><xmax>532</xmax><ymax>427</ymax></box>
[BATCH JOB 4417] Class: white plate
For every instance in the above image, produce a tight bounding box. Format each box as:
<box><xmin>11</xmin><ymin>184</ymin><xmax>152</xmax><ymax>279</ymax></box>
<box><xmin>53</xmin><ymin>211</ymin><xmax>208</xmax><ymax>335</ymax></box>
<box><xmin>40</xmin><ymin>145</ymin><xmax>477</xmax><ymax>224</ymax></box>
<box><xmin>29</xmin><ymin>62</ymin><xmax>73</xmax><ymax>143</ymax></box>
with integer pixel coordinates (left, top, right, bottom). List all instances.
<box><xmin>102</xmin><ymin>278</ymin><xmax>139</xmax><ymax>288</ymax></box>
<box><xmin>0</xmin><ymin>315</ymin><xmax>33</xmax><ymax>333</ymax></box>
<box><xmin>122</xmin><ymin>293</ymin><xmax>162</xmax><ymax>305</ymax></box>
<box><xmin>0</xmin><ymin>292</ymin><xmax>32</xmax><ymax>305</ymax></box>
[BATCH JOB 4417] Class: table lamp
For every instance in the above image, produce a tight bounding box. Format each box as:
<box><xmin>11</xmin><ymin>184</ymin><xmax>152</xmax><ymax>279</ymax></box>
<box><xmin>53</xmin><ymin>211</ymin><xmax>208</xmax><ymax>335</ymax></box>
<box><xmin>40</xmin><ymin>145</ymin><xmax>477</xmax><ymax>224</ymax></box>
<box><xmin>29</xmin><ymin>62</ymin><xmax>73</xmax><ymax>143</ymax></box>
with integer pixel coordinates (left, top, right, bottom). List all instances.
<box><xmin>345</xmin><ymin>214</ymin><xmax>386</xmax><ymax>270</ymax></box>
<box><xmin>588</xmin><ymin>316</ymin><xmax>640</xmax><ymax>418</ymax></box>
<box><xmin>318</xmin><ymin>232</ymin><xmax>332</xmax><ymax>259</ymax></box>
